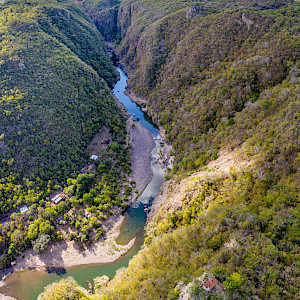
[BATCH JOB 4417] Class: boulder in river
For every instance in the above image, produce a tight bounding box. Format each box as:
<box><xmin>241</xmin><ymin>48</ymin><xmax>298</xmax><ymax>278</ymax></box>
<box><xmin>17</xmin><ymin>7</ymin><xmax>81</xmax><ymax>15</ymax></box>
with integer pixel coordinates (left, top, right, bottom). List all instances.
<box><xmin>94</xmin><ymin>275</ymin><xmax>110</xmax><ymax>291</ymax></box>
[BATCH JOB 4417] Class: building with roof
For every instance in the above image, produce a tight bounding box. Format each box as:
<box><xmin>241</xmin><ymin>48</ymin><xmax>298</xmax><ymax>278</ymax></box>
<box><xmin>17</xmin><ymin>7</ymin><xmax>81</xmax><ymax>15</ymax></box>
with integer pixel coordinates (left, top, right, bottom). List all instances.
<box><xmin>203</xmin><ymin>277</ymin><xmax>218</xmax><ymax>292</ymax></box>
<box><xmin>90</xmin><ymin>154</ymin><xmax>98</xmax><ymax>160</ymax></box>
<box><xmin>80</xmin><ymin>166</ymin><xmax>88</xmax><ymax>173</ymax></box>
<box><xmin>199</xmin><ymin>273</ymin><xmax>219</xmax><ymax>292</ymax></box>
<box><xmin>80</xmin><ymin>164</ymin><xmax>93</xmax><ymax>173</ymax></box>
<box><xmin>51</xmin><ymin>193</ymin><xmax>66</xmax><ymax>205</ymax></box>
<box><xmin>20</xmin><ymin>205</ymin><xmax>29</xmax><ymax>214</ymax></box>
<box><xmin>84</xmin><ymin>211</ymin><xmax>92</xmax><ymax>219</ymax></box>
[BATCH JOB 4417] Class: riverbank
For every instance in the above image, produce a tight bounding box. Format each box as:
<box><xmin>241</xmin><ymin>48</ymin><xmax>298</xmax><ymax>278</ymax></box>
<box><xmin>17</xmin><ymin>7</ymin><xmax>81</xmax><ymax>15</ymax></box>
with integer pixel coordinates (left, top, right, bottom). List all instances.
<box><xmin>4</xmin><ymin>216</ymin><xmax>134</xmax><ymax>273</ymax></box>
<box><xmin>0</xmin><ymin>216</ymin><xmax>134</xmax><ymax>299</ymax></box>
<box><xmin>124</xmin><ymin>90</ymin><xmax>148</xmax><ymax>111</ymax></box>
<box><xmin>0</xmin><ymin>116</ymin><xmax>156</xmax><ymax>289</ymax></box>
<box><xmin>0</xmin><ymin>67</ymin><xmax>160</xmax><ymax>298</ymax></box>
<box><xmin>127</xmin><ymin>116</ymin><xmax>155</xmax><ymax>194</ymax></box>
<box><xmin>124</xmin><ymin>89</ymin><xmax>174</xmax><ymax>172</ymax></box>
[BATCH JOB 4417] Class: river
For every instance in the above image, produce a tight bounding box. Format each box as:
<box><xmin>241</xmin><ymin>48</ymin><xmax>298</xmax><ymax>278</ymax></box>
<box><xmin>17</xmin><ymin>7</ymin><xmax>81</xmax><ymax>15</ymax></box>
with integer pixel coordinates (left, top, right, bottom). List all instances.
<box><xmin>0</xmin><ymin>67</ymin><xmax>165</xmax><ymax>300</ymax></box>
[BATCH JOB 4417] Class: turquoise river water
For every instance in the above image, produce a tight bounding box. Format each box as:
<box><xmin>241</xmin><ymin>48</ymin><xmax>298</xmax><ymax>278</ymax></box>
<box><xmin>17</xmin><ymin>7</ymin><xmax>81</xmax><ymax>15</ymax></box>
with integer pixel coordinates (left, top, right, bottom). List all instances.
<box><xmin>0</xmin><ymin>67</ymin><xmax>165</xmax><ymax>300</ymax></box>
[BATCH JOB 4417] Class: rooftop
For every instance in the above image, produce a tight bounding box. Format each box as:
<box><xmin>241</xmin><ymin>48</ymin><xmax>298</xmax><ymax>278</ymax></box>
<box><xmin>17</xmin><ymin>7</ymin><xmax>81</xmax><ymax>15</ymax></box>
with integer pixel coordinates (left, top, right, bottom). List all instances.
<box><xmin>20</xmin><ymin>205</ymin><xmax>29</xmax><ymax>214</ymax></box>
<box><xmin>51</xmin><ymin>193</ymin><xmax>66</xmax><ymax>204</ymax></box>
<box><xmin>199</xmin><ymin>273</ymin><xmax>219</xmax><ymax>292</ymax></box>
<box><xmin>84</xmin><ymin>211</ymin><xmax>92</xmax><ymax>218</ymax></box>
<box><xmin>203</xmin><ymin>278</ymin><xmax>218</xmax><ymax>291</ymax></box>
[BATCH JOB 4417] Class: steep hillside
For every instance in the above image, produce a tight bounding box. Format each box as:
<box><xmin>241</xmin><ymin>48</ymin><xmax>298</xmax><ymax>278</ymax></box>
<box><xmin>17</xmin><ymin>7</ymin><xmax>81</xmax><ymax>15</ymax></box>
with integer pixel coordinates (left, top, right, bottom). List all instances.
<box><xmin>103</xmin><ymin>2</ymin><xmax>300</xmax><ymax>297</ymax></box>
<box><xmin>116</xmin><ymin>1</ymin><xmax>299</xmax><ymax>172</ymax></box>
<box><xmin>0</xmin><ymin>0</ymin><xmax>133</xmax><ymax>268</ymax></box>
<box><xmin>78</xmin><ymin>0</ymin><xmax>299</xmax><ymax>173</ymax></box>
<box><xmin>96</xmin><ymin>151</ymin><xmax>299</xmax><ymax>299</ymax></box>
<box><xmin>75</xmin><ymin>0</ymin><xmax>121</xmax><ymax>41</ymax></box>
<box><xmin>0</xmin><ymin>0</ymin><xmax>119</xmax><ymax>183</ymax></box>
<box><xmin>36</xmin><ymin>0</ymin><xmax>300</xmax><ymax>299</ymax></box>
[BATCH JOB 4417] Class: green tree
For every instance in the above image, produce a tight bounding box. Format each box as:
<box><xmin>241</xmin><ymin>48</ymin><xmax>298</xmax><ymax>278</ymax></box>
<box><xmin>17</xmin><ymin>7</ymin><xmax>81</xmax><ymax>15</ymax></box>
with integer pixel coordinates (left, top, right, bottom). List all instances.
<box><xmin>11</xmin><ymin>229</ymin><xmax>24</xmax><ymax>246</ymax></box>
<box><xmin>32</xmin><ymin>234</ymin><xmax>51</xmax><ymax>254</ymax></box>
<box><xmin>224</xmin><ymin>273</ymin><xmax>243</xmax><ymax>291</ymax></box>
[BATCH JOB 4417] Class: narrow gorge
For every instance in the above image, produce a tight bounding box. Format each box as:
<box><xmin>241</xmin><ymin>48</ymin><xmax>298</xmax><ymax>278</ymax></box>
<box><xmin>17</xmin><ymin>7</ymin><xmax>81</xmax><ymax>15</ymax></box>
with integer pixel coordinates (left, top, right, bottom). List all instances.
<box><xmin>0</xmin><ymin>0</ymin><xmax>299</xmax><ymax>299</ymax></box>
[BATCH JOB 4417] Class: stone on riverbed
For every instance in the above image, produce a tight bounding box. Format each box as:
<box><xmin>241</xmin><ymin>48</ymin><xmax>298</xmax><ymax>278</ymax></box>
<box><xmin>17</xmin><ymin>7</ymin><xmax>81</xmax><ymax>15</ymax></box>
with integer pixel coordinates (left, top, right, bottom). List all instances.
<box><xmin>94</xmin><ymin>275</ymin><xmax>110</xmax><ymax>291</ymax></box>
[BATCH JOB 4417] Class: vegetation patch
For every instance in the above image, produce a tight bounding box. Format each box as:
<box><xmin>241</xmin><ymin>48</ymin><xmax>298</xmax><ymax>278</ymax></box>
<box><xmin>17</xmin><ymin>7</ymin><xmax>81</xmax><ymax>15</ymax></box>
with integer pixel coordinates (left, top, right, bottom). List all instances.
<box><xmin>0</xmin><ymin>0</ymin><xmax>132</xmax><ymax>269</ymax></box>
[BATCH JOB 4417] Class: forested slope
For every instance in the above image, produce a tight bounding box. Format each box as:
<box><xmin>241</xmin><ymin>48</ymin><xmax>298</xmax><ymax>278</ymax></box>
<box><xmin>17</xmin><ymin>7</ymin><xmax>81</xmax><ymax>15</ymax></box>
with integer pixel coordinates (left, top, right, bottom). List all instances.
<box><xmin>37</xmin><ymin>0</ymin><xmax>300</xmax><ymax>298</ymax></box>
<box><xmin>0</xmin><ymin>0</ymin><xmax>132</xmax><ymax>268</ymax></box>
<box><xmin>101</xmin><ymin>2</ymin><xmax>300</xmax><ymax>298</ymax></box>
<box><xmin>0</xmin><ymin>0</ymin><xmax>118</xmax><ymax>183</ymax></box>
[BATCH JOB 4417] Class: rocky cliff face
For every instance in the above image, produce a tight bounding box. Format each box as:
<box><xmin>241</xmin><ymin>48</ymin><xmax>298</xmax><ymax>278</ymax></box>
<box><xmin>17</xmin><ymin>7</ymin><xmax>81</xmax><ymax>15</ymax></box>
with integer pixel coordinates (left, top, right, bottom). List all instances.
<box><xmin>75</xmin><ymin>0</ymin><xmax>120</xmax><ymax>41</ymax></box>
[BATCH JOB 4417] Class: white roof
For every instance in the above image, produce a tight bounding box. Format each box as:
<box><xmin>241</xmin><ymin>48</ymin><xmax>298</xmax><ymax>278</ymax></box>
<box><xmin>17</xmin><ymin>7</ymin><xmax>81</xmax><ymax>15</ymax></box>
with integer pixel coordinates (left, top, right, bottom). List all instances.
<box><xmin>90</xmin><ymin>155</ymin><xmax>98</xmax><ymax>160</ymax></box>
<box><xmin>51</xmin><ymin>194</ymin><xmax>64</xmax><ymax>204</ymax></box>
<box><xmin>20</xmin><ymin>205</ymin><xmax>29</xmax><ymax>214</ymax></box>
<box><xmin>84</xmin><ymin>211</ymin><xmax>92</xmax><ymax>218</ymax></box>
<box><xmin>54</xmin><ymin>196</ymin><xmax>62</xmax><ymax>204</ymax></box>
<box><xmin>51</xmin><ymin>195</ymin><xmax>59</xmax><ymax>201</ymax></box>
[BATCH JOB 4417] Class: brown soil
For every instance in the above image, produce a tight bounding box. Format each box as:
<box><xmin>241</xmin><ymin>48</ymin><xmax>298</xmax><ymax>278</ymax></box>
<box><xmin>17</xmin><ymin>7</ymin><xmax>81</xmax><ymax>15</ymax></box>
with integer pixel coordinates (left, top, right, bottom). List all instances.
<box><xmin>147</xmin><ymin>149</ymin><xmax>254</xmax><ymax>227</ymax></box>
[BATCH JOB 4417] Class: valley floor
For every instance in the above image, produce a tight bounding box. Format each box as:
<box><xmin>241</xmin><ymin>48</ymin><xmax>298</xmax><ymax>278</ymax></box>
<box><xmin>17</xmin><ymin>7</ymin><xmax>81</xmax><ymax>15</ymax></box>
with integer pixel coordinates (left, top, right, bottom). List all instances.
<box><xmin>127</xmin><ymin>115</ymin><xmax>155</xmax><ymax>194</ymax></box>
<box><xmin>0</xmin><ymin>109</ymin><xmax>156</xmax><ymax>295</ymax></box>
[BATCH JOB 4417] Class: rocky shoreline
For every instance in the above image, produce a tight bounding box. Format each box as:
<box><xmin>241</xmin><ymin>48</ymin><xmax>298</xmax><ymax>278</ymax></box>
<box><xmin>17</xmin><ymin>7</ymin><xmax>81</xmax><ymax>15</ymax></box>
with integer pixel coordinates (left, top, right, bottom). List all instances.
<box><xmin>127</xmin><ymin>115</ymin><xmax>155</xmax><ymax>194</ymax></box>
<box><xmin>124</xmin><ymin>90</ymin><xmax>174</xmax><ymax>171</ymax></box>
